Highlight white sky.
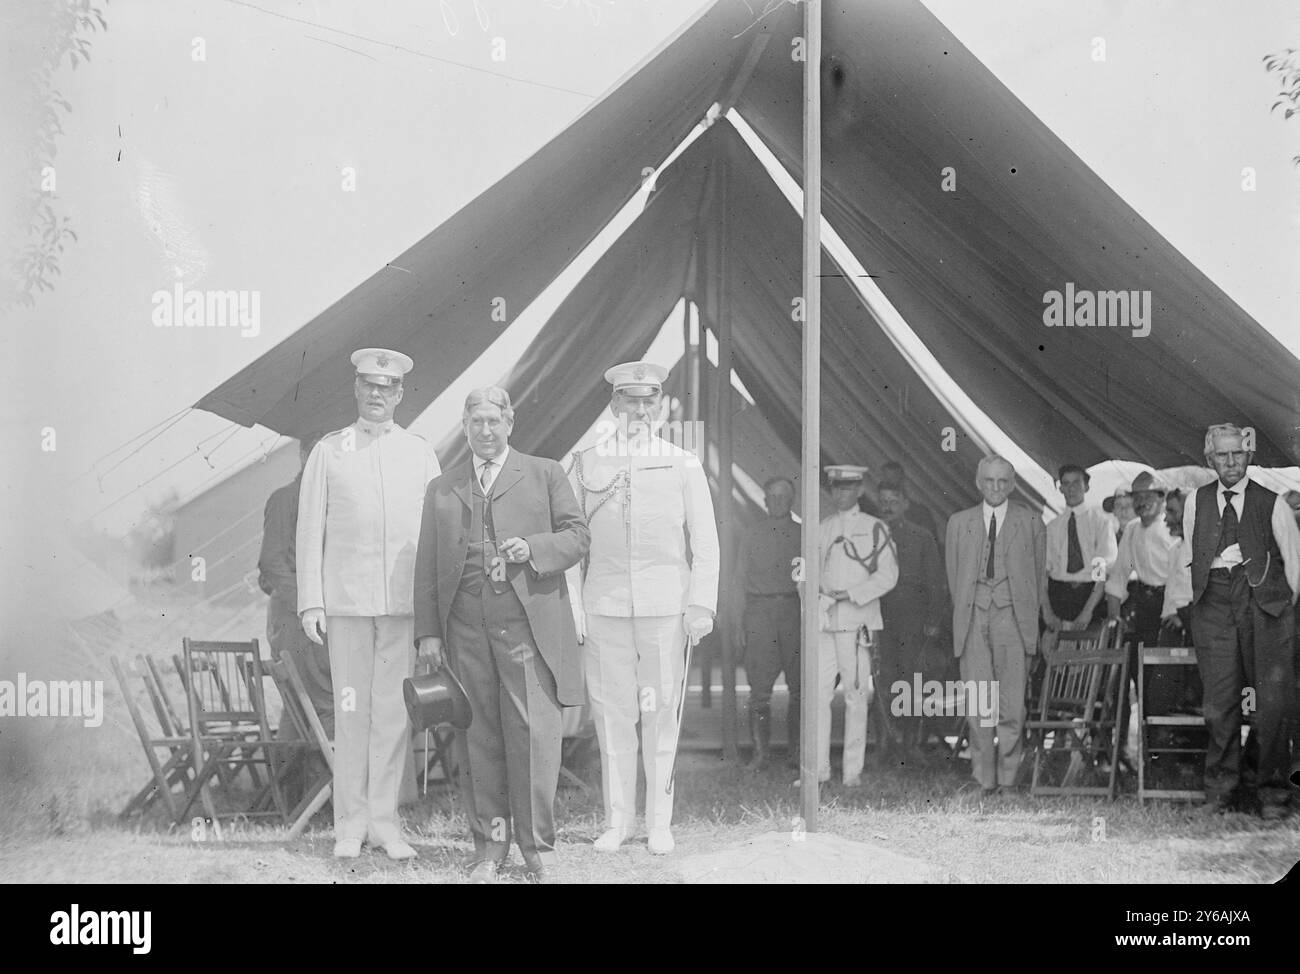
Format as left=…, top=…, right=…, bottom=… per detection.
left=5, top=0, right=1299, bottom=537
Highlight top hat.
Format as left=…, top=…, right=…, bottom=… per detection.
left=403, top=666, right=472, bottom=731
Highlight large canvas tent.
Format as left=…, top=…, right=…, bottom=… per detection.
left=197, top=0, right=1300, bottom=519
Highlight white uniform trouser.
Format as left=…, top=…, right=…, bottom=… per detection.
left=817, top=629, right=872, bottom=783
left=584, top=614, right=686, bottom=832
left=327, top=615, right=415, bottom=843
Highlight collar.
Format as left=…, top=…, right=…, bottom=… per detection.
left=474, top=446, right=509, bottom=472
left=356, top=419, right=396, bottom=436
left=1219, top=473, right=1250, bottom=497
left=982, top=500, right=1008, bottom=524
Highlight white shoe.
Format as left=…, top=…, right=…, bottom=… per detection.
left=593, top=827, right=632, bottom=852
left=383, top=839, right=418, bottom=861
left=647, top=828, right=675, bottom=856
left=333, top=838, right=362, bottom=859
left=842, top=775, right=862, bottom=788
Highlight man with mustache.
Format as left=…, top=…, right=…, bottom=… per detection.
left=565, top=361, right=719, bottom=855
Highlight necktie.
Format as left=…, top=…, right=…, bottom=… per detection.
left=1218, top=489, right=1239, bottom=553
left=1066, top=511, right=1084, bottom=573
left=479, top=460, right=494, bottom=492
left=986, top=512, right=997, bottom=580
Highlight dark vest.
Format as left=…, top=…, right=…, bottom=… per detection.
left=459, top=477, right=507, bottom=596
left=1190, top=479, right=1291, bottom=616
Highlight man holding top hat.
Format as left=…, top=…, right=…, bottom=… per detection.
left=812, top=465, right=899, bottom=787
left=413, top=387, right=589, bottom=883
left=297, top=348, right=440, bottom=859
left=565, top=361, right=719, bottom=855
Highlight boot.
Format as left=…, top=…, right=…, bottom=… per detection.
left=747, top=706, right=771, bottom=771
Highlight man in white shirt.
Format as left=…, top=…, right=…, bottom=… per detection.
left=1045, top=464, right=1117, bottom=631
left=565, top=362, right=719, bottom=855
left=1169, top=424, right=1300, bottom=817
left=811, top=465, right=899, bottom=788
left=297, top=348, right=441, bottom=858
left=1106, top=471, right=1181, bottom=766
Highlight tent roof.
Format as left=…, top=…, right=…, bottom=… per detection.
left=196, top=0, right=1300, bottom=515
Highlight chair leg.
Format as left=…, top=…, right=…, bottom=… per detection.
left=288, top=781, right=331, bottom=839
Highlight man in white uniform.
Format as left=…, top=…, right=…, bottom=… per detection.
left=566, top=362, right=719, bottom=855
left=297, top=348, right=440, bottom=859
left=812, top=465, right=899, bottom=787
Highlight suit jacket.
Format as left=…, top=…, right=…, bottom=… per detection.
left=413, top=449, right=590, bottom=705
left=945, top=502, right=1045, bottom=657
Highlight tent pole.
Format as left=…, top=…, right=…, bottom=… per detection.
left=717, top=155, right=739, bottom=763
left=799, top=0, right=822, bottom=832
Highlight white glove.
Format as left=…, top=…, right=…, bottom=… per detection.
left=301, top=608, right=327, bottom=645
left=684, top=605, right=714, bottom=646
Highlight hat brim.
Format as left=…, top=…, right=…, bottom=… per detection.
left=613, top=383, right=661, bottom=397
left=357, top=373, right=400, bottom=387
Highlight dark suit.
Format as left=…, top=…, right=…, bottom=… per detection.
left=946, top=502, right=1046, bottom=788
left=413, top=449, right=589, bottom=867
left=880, top=517, right=948, bottom=747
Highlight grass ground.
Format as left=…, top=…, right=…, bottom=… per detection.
left=2, top=616, right=1296, bottom=884
left=3, top=730, right=1297, bottom=884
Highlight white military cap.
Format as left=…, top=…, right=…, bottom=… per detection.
left=825, top=464, right=870, bottom=485
left=351, top=348, right=413, bottom=387
left=604, top=361, right=668, bottom=397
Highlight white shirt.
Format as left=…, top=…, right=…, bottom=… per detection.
left=1172, top=473, right=1300, bottom=605
left=818, top=508, right=899, bottom=631
left=1162, top=537, right=1192, bottom=616
left=297, top=421, right=441, bottom=617
left=1046, top=503, right=1118, bottom=582
left=472, top=446, right=509, bottom=493
left=1105, top=516, right=1178, bottom=600
left=565, top=427, right=719, bottom=617
left=981, top=501, right=1008, bottom=536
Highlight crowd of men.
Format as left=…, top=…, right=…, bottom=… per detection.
left=256, top=349, right=1300, bottom=882
left=731, top=427, right=1300, bottom=818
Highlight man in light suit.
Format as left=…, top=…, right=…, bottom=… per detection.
left=566, top=361, right=719, bottom=856
left=297, top=348, right=441, bottom=859
left=945, top=455, right=1047, bottom=795
left=414, top=387, right=589, bottom=882
left=812, top=465, right=899, bottom=787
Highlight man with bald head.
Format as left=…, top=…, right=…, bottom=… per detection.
left=1170, top=424, right=1300, bottom=817
left=945, top=455, right=1047, bottom=794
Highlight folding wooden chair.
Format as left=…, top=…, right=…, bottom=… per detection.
left=270, top=654, right=335, bottom=837
left=1137, top=645, right=1207, bottom=804
left=1025, top=620, right=1128, bottom=799
left=179, top=638, right=293, bottom=823
left=111, top=656, right=202, bottom=824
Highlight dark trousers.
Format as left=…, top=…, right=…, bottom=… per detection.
left=448, top=583, right=562, bottom=868
left=1117, top=581, right=1170, bottom=756
left=878, top=603, right=931, bottom=745
left=1047, top=578, right=1106, bottom=626
left=1191, top=573, right=1297, bottom=807
left=743, top=595, right=801, bottom=741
